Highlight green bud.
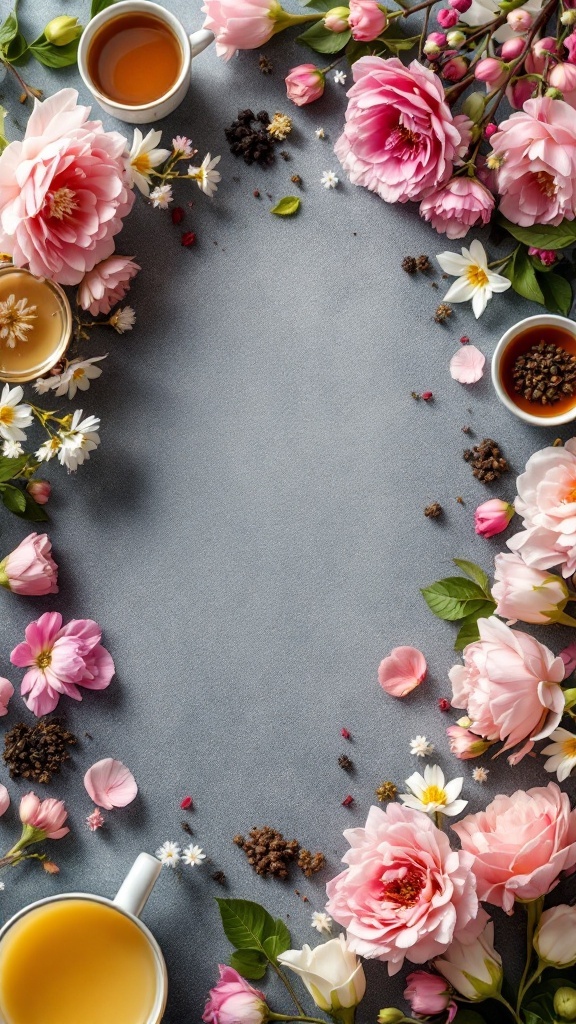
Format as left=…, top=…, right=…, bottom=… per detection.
left=377, top=1011, right=405, bottom=1024
left=462, top=91, right=487, bottom=123
left=564, top=688, right=576, bottom=709
left=324, top=6, right=351, bottom=30
left=447, top=30, right=466, bottom=46
left=44, top=15, right=83, bottom=46
left=554, top=988, right=576, bottom=1021
left=545, top=87, right=564, bottom=100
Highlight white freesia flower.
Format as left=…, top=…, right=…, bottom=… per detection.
left=53, top=356, right=107, bottom=400
left=57, top=409, right=101, bottom=472
left=436, top=239, right=511, bottom=319
left=278, top=935, right=366, bottom=1021
left=399, top=764, right=467, bottom=817
left=542, top=727, right=576, bottom=781
left=128, top=129, right=171, bottom=196
left=188, top=153, right=221, bottom=197
left=434, top=921, right=503, bottom=1000
left=0, top=384, right=32, bottom=442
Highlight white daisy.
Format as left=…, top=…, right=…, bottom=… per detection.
left=36, top=437, right=61, bottom=462
left=400, top=764, right=467, bottom=816
left=2, top=439, right=23, bottom=458
left=409, top=735, right=435, bottom=758
left=156, top=841, right=181, bottom=867
left=542, top=727, right=576, bottom=782
left=472, top=767, right=489, bottom=783
left=334, top=70, right=347, bottom=84
left=311, top=911, right=332, bottom=934
left=173, top=135, right=195, bottom=158
left=0, top=384, right=32, bottom=442
left=53, top=356, right=107, bottom=400
left=109, top=307, right=136, bottom=334
left=128, top=128, right=171, bottom=197
left=321, top=170, right=339, bottom=189
left=57, top=409, right=101, bottom=473
left=0, top=293, right=37, bottom=349
left=188, top=154, right=221, bottom=197
left=150, top=184, right=173, bottom=209
left=182, top=844, right=206, bottom=866
left=436, top=240, right=512, bottom=319
left=315, top=128, right=326, bottom=139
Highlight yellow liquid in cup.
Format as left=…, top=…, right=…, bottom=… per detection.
left=0, top=899, right=159, bottom=1024
left=0, top=269, right=69, bottom=380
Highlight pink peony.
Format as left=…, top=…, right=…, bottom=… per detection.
left=474, top=498, right=514, bottom=538
left=203, top=966, right=268, bottom=1024
left=20, top=792, right=69, bottom=840
left=0, top=89, right=134, bottom=286
left=0, top=677, right=13, bottom=716
left=404, top=972, right=456, bottom=1020
left=78, top=256, right=140, bottom=316
left=334, top=57, right=471, bottom=203
left=84, top=758, right=138, bottom=810
left=325, top=803, right=484, bottom=975
left=449, top=615, right=565, bottom=762
left=420, top=176, right=494, bottom=239
left=490, top=97, right=576, bottom=226
left=285, top=65, right=325, bottom=107
left=10, top=611, right=115, bottom=716
left=378, top=646, right=426, bottom=696
left=26, top=480, right=51, bottom=505
left=0, top=532, right=58, bottom=596
left=508, top=437, right=576, bottom=577
left=202, top=0, right=280, bottom=61
left=492, top=552, right=570, bottom=625
left=452, top=783, right=576, bottom=912
left=349, top=0, right=387, bottom=40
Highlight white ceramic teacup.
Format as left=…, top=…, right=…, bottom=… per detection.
left=78, top=0, right=214, bottom=123
left=0, top=852, right=167, bottom=1024
left=492, top=313, right=576, bottom=427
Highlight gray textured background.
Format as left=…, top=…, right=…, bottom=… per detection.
left=0, top=2, right=574, bottom=1020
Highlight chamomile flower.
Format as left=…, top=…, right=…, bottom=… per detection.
left=542, top=727, right=576, bottom=781
left=36, top=437, right=61, bottom=462
left=182, top=844, right=206, bottom=866
left=0, top=293, right=37, bottom=349
left=2, top=440, right=23, bottom=458
left=156, top=841, right=181, bottom=867
left=311, top=911, right=332, bottom=934
left=334, top=70, right=347, bottom=84
left=400, top=764, right=467, bottom=817
left=409, top=735, right=435, bottom=758
left=57, top=410, right=101, bottom=472
left=109, top=307, right=136, bottom=334
left=436, top=239, right=511, bottom=319
left=472, top=767, right=489, bottom=783
left=53, top=356, right=107, bottom=400
left=0, top=384, right=32, bottom=443
left=34, top=376, right=58, bottom=395
left=321, top=170, right=339, bottom=189
left=188, top=153, right=221, bottom=197
left=128, top=128, right=171, bottom=197
left=150, top=184, right=173, bottom=209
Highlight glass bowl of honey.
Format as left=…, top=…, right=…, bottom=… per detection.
left=492, top=314, right=576, bottom=427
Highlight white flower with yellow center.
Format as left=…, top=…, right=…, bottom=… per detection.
left=53, top=356, right=107, bottom=400
left=150, top=184, right=173, bottom=209
left=2, top=439, right=23, bottom=458
left=109, top=306, right=136, bottom=334
left=156, top=841, right=181, bottom=867
left=0, top=293, right=37, bottom=349
left=182, top=844, right=206, bottom=866
left=57, top=409, right=101, bottom=472
left=436, top=239, right=511, bottom=319
left=128, top=129, right=171, bottom=197
left=187, top=153, right=221, bottom=197
left=0, top=384, right=32, bottom=442
left=400, top=764, right=467, bottom=817
left=36, top=436, right=61, bottom=462
left=542, top=727, right=576, bottom=782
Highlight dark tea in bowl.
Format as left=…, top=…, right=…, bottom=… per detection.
left=492, top=314, right=576, bottom=427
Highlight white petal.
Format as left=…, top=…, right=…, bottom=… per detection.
left=472, top=287, right=489, bottom=318
left=444, top=777, right=464, bottom=801
left=444, top=278, right=477, bottom=303
left=436, top=251, right=470, bottom=275
left=486, top=271, right=512, bottom=293
left=468, top=238, right=488, bottom=268
left=442, top=799, right=468, bottom=816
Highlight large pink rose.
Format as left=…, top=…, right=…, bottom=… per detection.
left=449, top=615, right=565, bottom=763
left=452, top=784, right=576, bottom=912
left=508, top=437, right=576, bottom=577
left=490, top=97, right=576, bottom=226
left=326, top=804, right=484, bottom=975
left=334, top=57, right=472, bottom=203
left=0, top=89, right=134, bottom=286
left=78, top=256, right=141, bottom=316
left=419, top=176, right=494, bottom=238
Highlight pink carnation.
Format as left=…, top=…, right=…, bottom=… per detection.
left=490, top=97, right=576, bottom=226
left=449, top=615, right=565, bottom=762
left=420, top=176, right=494, bottom=239
left=78, top=256, right=140, bottom=316
left=508, top=437, right=576, bottom=577
left=349, top=0, right=387, bottom=41
left=326, top=803, right=484, bottom=975
left=334, top=56, right=471, bottom=203
left=453, top=784, right=576, bottom=912
left=202, top=0, right=278, bottom=61
left=0, top=89, right=134, bottom=285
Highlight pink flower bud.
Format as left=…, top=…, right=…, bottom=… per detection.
left=447, top=725, right=491, bottom=759
left=474, top=498, right=514, bottom=538
left=428, top=30, right=447, bottom=46
left=324, top=6, right=350, bottom=31
left=285, top=64, right=325, bottom=106
left=549, top=60, right=576, bottom=90
left=484, top=122, right=497, bottom=138
left=449, top=0, right=472, bottom=12
left=501, top=36, right=526, bottom=60
left=506, top=75, right=537, bottom=108
left=528, top=246, right=558, bottom=266
left=19, top=792, right=69, bottom=840
left=26, top=479, right=51, bottom=505
left=349, top=0, right=387, bottom=41
left=203, top=967, right=269, bottom=1024
left=506, top=8, right=532, bottom=31
left=0, top=678, right=13, bottom=717
left=0, top=532, right=58, bottom=596
left=424, top=39, right=441, bottom=56
left=405, top=973, right=455, bottom=1019
left=533, top=35, right=558, bottom=58
left=437, top=6, right=459, bottom=26
left=443, top=55, right=468, bottom=80
left=565, top=32, right=576, bottom=63
left=474, top=57, right=506, bottom=83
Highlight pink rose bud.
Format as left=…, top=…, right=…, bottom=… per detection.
left=404, top=973, right=455, bottom=1019
left=501, top=36, right=526, bottom=60
left=449, top=0, right=472, bottom=12
left=534, top=905, right=576, bottom=968
left=203, top=0, right=289, bottom=60
left=474, top=498, right=514, bottom=538
left=533, top=35, right=558, bottom=58
left=285, top=64, right=325, bottom=106
left=203, top=967, right=269, bottom=1024
left=528, top=246, right=558, bottom=266
left=443, top=55, right=469, bottom=80
left=492, top=552, right=570, bottom=625
left=428, top=30, right=447, bottom=46
left=19, top=792, right=69, bottom=840
left=26, top=479, right=51, bottom=505
left=474, top=57, right=506, bottom=83
left=349, top=0, right=387, bottom=41
left=506, top=74, right=537, bottom=108
left=447, top=725, right=491, bottom=759
left=484, top=122, right=497, bottom=138
left=0, top=677, right=13, bottom=717
left=0, top=532, right=58, bottom=596
left=324, top=6, right=350, bottom=32
left=565, top=32, right=576, bottom=63
left=437, top=6, right=459, bottom=26
left=507, top=8, right=532, bottom=31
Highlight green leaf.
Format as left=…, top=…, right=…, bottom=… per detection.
left=299, top=0, right=336, bottom=9
left=91, top=0, right=117, bottom=16
left=454, top=601, right=497, bottom=650
left=498, top=0, right=528, bottom=12
left=297, top=22, right=351, bottom=53
left=262, top=924, right=291, bottom=961
left=19, top=490, right=49, bottom=522
left=0, top=9, right=19, bottom=47
left=502, top=246, right=545, bottom=306
left=229, top=950, right=267, bottom=981
left=539, top=271, right=573, bottom=316
left=270, top=196, right=300, bottom=217
left=29, top=33, right=80, bottom=67
left=421, top=577, right=490, bottom=621
left=453, top=559, right=491, bottom=596
left=2, top=485, right=26, bottom=514
left=379, top=31, right=419, bottom=54
left=4, top=30, right=28, bottom=63
left=0, top=454, right=28, bottom=483
left=346, top=38, right=388, bottom=62
left=498, top=216, right=576, bottom=251
left=216, top=899, right=291, bottom=964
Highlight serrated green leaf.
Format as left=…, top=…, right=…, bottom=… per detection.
left=453, top=559, right=491, bottom=596
left=271, top=196, right=300, bottom=217
left=0, top=454, right=28, bottom=483
left=297, top=21, right=351, bottom=53
left=0, top=9, right=19, bottom=47
left=539, top=271, right=573, bottom=316
left=421, top=577, right=489, bottom=621
left=29, top=34, right=80, bottom=67
left=499, top=216, right=576, bottom=251
left=229, top=950, right=267, bottom=981
left=2, top=485, right=26, bottom=514
left=502, top=246, right=545, bottom=306
left=216, top=899, right=291, bottom=966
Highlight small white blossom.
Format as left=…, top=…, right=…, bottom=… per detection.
left=34, top=376, right=58, bottom=395
left=109, top=307, right=136, bottom=334
left=400, top=764, right=467, bottom=817
left=128, top=128, right=171, bottom=197
left=53, top=356, right=107, bottom=400
left=36, top=437, right=61, bottom=462
left=334, top=70, right=347, bottom=84
left=57, top=409, right=100, bottom=473
left=311, top=911, right=332, bottom=934
left=410, top=735, right=435, bottom=758
left=173, top=135, right=195, bottom=158
left=0, top=384, right=32, bottom=443
left=182, top=844, right=206, bottom=866
left=320, top=171, right=339, bottom=189
left=472, top=767, right=489, bottom=783
left=436, top=240, right=512, bottom=319
left=150, top=184, right=173, bottom=209
left=156, top=841, right=181, bottom=867
left=542, top=727, right=576, bottom=782
left=188, top=153, right=221, bottom=197
left=0, top=880, right=5, bottom=890
left=2, top=440, right=23, bottom=458
left=315, top=128, right=326, bottom=139
left=0, top=293, right=37, bottom=349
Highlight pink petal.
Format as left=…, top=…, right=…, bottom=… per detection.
left=0, top=677, right=14, bottom=715
left=378, top=646, right=427, bottom=697
left=0, top=784, right=10, bottom=816
left=560, top=642, right=576, bottom=678
left=84, top=758, right=138, bottom=810
left=450, top=344, right=486, bottom=384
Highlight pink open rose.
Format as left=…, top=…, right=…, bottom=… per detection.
left=326, top=803, right=484, bottom=975
left=452, top=783, right=576, bottom=912
left=419, top=177, right=494, bottom=239
left=0, top=89, right=134, bottom=285
left=78, top=256, right=140, bottom=316
left=349, top=0, right=387, bottom=41
left=334, top=57, right=471, bottom=203
left=508, top=437, right=576, bottom=577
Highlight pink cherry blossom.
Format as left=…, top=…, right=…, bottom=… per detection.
left=84, top=758, right=138, bottom=810
left=349, top=0, right=387, bottom=41
left=0, top=785, right=9, bottom=816
left=0, top=89, right=134, bottom=285
left=474, top=498, right=514, bottom=538
left=20, top=792, right=69, bottom=839
left=201, top=0, right=278, bottom=61
left=285, top=65, right=325, bottom=107
left=0, top=532, right=58, bottom=596
left=334, top=57, right=471, bottom=203
left=77, top=256, right=141, bottom=316
left=449, top=344, right=485, bottom=383
left=378, top=646, right=427, bottom=697
left=0, top=677, right=14, bottom=716
left=10, top=611, right=114, bottom=717
left=508, top=437, right=576, bottom=577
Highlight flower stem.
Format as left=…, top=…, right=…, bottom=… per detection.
left=401, top=0, right=441, bottom=17
left=269, top=964, right=306, bottom=1016
left=515, top=897, right=544, bottom=1015
left=493, top=992, right=524, bottom=1024
left=0, top=57, right=42, bottom=101
left=269, top=1014, right=328, bottom=1024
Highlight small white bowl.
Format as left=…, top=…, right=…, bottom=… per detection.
left=491, top=313, right=576, bottom=427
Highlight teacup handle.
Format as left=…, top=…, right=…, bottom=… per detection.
left=190, top=28, right=214, bottom=59
left=114, top=852, right=162, bottom=918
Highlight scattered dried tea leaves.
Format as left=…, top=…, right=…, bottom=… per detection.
left=233, top=826, right=325, bottom=880
left=298, top=849, right=326, bottom=877
left=511, top=341, right=576, bottom=406
left=338, top=754, right=354, bottom=772
left=4, top=720, right=76, bottom=783
left=424, top=502, right=442, bottom=518
left=463, top=438, right=510, bottom=482
left=225, top=109, right=276, bottom=167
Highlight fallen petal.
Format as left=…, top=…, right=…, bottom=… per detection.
left=378, top=646, right=427, bottom=697
left=450, top=344, right=486, bottom=384
left=0, top=784, right=10, bottom=816
left=84, top=758, right=137, bottom=810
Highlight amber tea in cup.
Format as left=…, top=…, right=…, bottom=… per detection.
left=499, top=321, right=576, bottom=419
left=87, top=11, right=183, bottom=106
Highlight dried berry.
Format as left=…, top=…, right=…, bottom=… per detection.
left=3, top=720, right=76, bottom=783
left=211, top=870, right=227, bottom=885
left=424, top=502, right=442, bottom=518
left=375, top=781, right=397, bottom=802
left=415, top=254, right=431, bottom=272
left=291, top=174, right=302, bottom=187
left=438, top=697, right=451, bottom=711
left=180, top=796, right=193, bottom=810
left=338, top=754, right=354, bottom=772
left=463, top=438, right=510, bottom=483
left=171, top=206, right=185, bottom=225
left=258, top=54, right=273, bottom=73
left=402, top=256, right=417, bottom=273
left=460, top=335, right=470, bottom=344
left=298, top=849, right=326, bottom=877
left=181, top=231, right=196, bottom=247
left=342, top=794, right=354, bottom=807
left=421, top=391, right=433, bottom=401
left=341, top=727, right=351, bottom=740
left=233, top=826, right=300, bottom=878
left=253, top=189, right=261, bottom=198
left=434, top=303, right=453, bottom=323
